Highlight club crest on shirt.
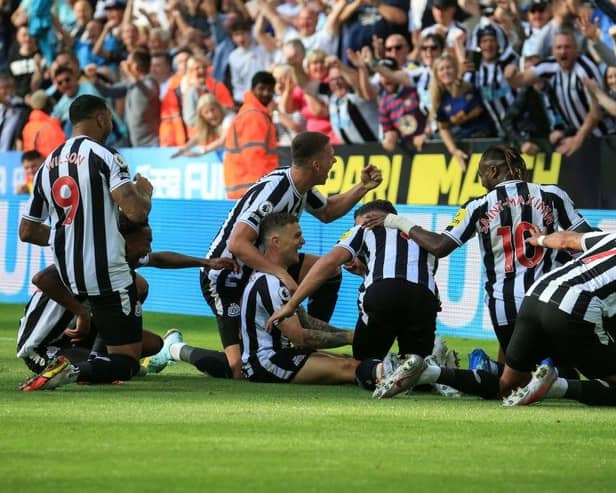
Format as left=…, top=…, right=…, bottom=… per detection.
left=135, top=301, right=142, bottom=317
left=257, top=201, right=274, bottom=217
left=279, top=286, right=291, bottom=302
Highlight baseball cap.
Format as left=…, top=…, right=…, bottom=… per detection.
left=477, top=25, right=498, bottom=42
left=378, top=57, right=399, bottom=70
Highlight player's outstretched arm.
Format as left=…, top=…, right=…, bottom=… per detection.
left=312, top=164, right=383, bottom=223
left=525, top=230, right=584, bottom=252
left=146, top=252, right=238, bottom=271
left=266, top=247, right=350, bottom=331
left=383, top=213, right=458, bottom=258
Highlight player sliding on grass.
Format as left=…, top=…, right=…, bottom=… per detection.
left=19, top=216, right=236, bottom=391
left=375, top=229, right=616, bottom=406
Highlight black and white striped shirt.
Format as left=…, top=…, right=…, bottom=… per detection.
left=444, top=180, right=590, bottom=326
left=205, top=167, right=327, bottom=281
left=240, top=272, right=294, bottom=378
left=466, top=49, right=518, bottom=136
left=329, top=92, right=379, bottom=144
left=23, top=136, right=133, bottom=296
left=532, top=55, right=616, bottom=137
left=527, top=232, right=616, bottom=325
left=336, top=225, right=438, bottom=296
left=408, top=66, right=432, bottom=116
left=16, top=290, right=76, bottom=360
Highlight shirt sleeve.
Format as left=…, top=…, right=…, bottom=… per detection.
left=107, top=150, right=132, bottom=192
left=305, top=188, right=327, bottom=214
left=581, top=232, right=614, bottom=251
left=443, top=200, right=480, bottom=246
left=335, top=225, right=365, bottom=258
left=22, top=168, right=49, bottom=223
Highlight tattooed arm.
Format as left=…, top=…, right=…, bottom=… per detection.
left=296, top=306, right=353, bottom=336
left=278, top=312, right=353, bottom=349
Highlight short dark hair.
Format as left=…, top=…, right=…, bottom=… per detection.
left=69, top=95, right=109, bottom=125
left=53, top=65, right=74, bottom=79
left=355, top=200, right=397, bottom=218
left=151, top=51, right=172, bottom=68
left=229, top=18, right=253, bottom=33
left=251, top=71, right=276, bottom=89
left=291, top=132, right=331, bottom=168
left=21, top=150, right=43, bottom=162
left=259, top=212, right=298, bottom=244
left=131, top=48, right=151, bottom=73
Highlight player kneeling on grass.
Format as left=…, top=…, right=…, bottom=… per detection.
left=375, top=229, right=616, bottom=406
left=19, top=216, right=236, bottom=391
left=240, top=212, right=391, bottom=388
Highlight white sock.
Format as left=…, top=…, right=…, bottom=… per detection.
left=169, top=342, right=187, bottom=361
left=546, top=377, right=568, bottom=399
left=418, top=365, right=441, bottom=385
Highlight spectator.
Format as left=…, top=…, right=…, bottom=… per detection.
left=0, top=72, right=29, bottom=151
left=271, top=63, right=305, bottom=146
left=256, top=0, right=344, bottom=56
left=227, top=18, right=273, bottom=105
left=340, top=0, right=410, bottom=55
left=377, top=58, right=427, bottom=152
left=281, top=49, right=336, bottom=142
left=171, top=93, right=234, bottom=157
left=70, top=0, right=93, bottom=40
left=181, top=54, right=234, bottom=129
left=327, top=64, right=379, bottom=144
left=465, top=25, right=518, bottom=137
left=468, top=0, right=512, bottom=54
left=150, top=51, right=174, bottom=100
left=506, top=28, right=615, bottom=157
left=21, top=89, right=66, bottom=156
left=89, top=48, right=161, bottom=147
left=421, top=0, right=468, bottom=49
left=16, top=149, right=44, bottom=194
left=502, top=51, right=553, bottom=155
left=583, top=68, right=616, bottom=118
left=8, top=26, right=43, bottom=98
left=223, top=71, right=277, bottom=199
left=91, top=0, right=127, bottom=71
left=74, top=19, right=107, bottom=69
left=148, top=28, right=171, bottom=53
left=521, top=0, right=553, bottom=57
left=429, top=53, right=495, bottom=169
left=51, top=65, right=127, bottom=144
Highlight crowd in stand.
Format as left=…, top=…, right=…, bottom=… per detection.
left=2, top=0, right=616, bottom=174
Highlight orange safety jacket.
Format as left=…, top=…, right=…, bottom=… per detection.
left=22, top=110, right=66, bottom=157
left=159, top=84, right=188, bottom=147
left=223, top=91, right=278, bottom=199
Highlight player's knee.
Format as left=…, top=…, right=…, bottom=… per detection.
left=109, top=353, right=141, bottom=381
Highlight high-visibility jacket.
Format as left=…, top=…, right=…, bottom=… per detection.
left=159, top=85, right=188, bottom=147
left=22, top=110, right=66, bottom=157
left=223, top=91, right=278, bottom=199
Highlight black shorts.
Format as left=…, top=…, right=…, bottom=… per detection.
left=507, top=296, right=616, bottom=378
left=242, top=348, right=314, bottom=383
left=88, top=282, right=143, bottom=346
left=353, top=279, right=439, bottom=360
left=201, top=254, right=307, bottom=348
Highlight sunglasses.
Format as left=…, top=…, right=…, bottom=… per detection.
left=421, top=45, right=439, bottom=51
left=385, top=44, right=404, bottom=51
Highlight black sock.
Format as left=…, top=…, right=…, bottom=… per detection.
left=180, top=345, right=232, bottom=379
left=76, top=354, right=140, bottom=383
left=354, top=359, right=381, bottom=390
left=307, top=272, right=341, bottom=322
left=437, top=369, right=500, bottom=400
left=88, top=334, right=108, bottom=360
left=565, top=379, right=616, bottom=406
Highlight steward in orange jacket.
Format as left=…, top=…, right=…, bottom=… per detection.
left=22, top=90, right=66, bottom=157
left=223, top=71, right=278, bottom=199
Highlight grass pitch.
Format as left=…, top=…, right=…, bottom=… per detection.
left=2, top=303, right=616, bottom=492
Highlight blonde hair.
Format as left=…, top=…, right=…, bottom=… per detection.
left=428, top=54, right=471, bottom=119
left=306, top=49, right=326, bottom=65
left=272, top=63, right=297, bottom=84
left=195, top=93, right=226, bottom=144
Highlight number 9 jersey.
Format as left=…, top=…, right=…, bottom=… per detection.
left=22, top=136, right=133, bottom=297
left=443, top=179, right=592, bottom=327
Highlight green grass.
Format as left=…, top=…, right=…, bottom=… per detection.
left=2, top=303, right=616, bottom=492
